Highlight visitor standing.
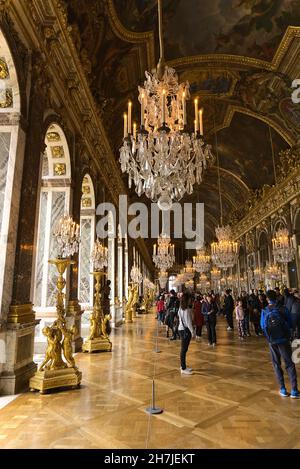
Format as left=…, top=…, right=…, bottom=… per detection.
left=202, top=294, right=218, bottom=346
left=224, top=289, right=234, bottom=331
left=178, top=292, right=195, bottom=375
left=260, top=290, right=300, bottom=398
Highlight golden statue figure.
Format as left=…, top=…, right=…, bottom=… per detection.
left=88, top=311, right=100, bottom=340
left=39, top=322, right=66, bottom=371
left=62, top=324, right=77, bottom=369
left=132, top=284, right=139, bottom=317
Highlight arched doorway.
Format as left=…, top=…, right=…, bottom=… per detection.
left=78, top=174, right=95, bottom=309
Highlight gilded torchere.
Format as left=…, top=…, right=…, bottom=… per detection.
left=29, top=258, right=82, bottom=393
left=82, top=271, right=112, bottom=352
left=125, top=283, right=135, bottom=323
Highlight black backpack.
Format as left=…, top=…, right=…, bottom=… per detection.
left=265, top=307, right=290, bottom=344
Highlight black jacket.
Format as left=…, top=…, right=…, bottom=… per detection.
left=224, top=294, right=234, bottom=314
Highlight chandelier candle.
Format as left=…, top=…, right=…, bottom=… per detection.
left=128, top=101, right=132, bottom=134
left=182, top=91, right=186, bottom=126
left=141, top=93, right=145, bottom=126
left=194, top=98, right=199, bottom=130
left=123, top=113, right=128, bottom=138
left=199, top=108, right=203, bottom=136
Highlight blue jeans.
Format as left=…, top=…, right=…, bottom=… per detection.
left=269, top=341, right=298, bottom=390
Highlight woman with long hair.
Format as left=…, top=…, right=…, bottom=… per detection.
left=178, top=292, right=195, bottom=375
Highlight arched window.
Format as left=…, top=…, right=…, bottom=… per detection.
left=169, top=275, right=177, bottom=292
left=107, top=211, right=115, bottom=306
left=0, top=29, right=22, bottom=315
left=258, top=231, right=269, bottom=269
left=33, top=124, right=71, bottom=311
left=117, top=224, right=123, bottom=303
left=78, top=174, right=95, bottom=308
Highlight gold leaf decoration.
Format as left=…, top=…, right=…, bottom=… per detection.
left=0, top=58, right=9, bottom=79
left=51, top=146, right=64, bottom=158
left=0, top=88, right=13, bottom=108
left=54, top=163, right=66, bottom=176
left=47, top=132, right=60, bottom=142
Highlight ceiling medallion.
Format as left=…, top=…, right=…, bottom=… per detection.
left=119, top=0, right=214, bottom=210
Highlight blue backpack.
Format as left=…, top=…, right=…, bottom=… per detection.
left=265, top=306, right=290, bottom=344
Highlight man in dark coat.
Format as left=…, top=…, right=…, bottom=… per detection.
left=291, top=291, right=300, bottom=339
left=224, top=289, right=234, bottom=330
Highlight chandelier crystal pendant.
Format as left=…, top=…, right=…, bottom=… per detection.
left=153, top=233, right=175, bottom=270
left=119, top=0, right=214, bottom=211
left=91, top=238, right=108, bottom=271
left=211, top=225, right=238, bottom=270
left=53, top=214, right=80, bottom=258
left=193, top=247, right=211, bottom=273
left=272, top=227, right=295, bottom=264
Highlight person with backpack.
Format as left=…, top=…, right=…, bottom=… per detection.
left=260, top=289, right=300, bottom=398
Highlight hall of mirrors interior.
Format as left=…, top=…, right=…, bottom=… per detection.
left=0, top=0, right=300, bottom=450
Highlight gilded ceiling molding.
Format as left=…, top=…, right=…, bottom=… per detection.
left=107, top=0, right=155, bottom=70
left=207, top=104, right=294, bottom=147
left=212, top=166, right=250, bottom=193
left=168, top=26, right=300, bottom=73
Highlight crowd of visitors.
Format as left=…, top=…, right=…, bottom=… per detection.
left=155, top=286, right=300, bottom=397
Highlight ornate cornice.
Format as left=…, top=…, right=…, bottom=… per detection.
left=233, top=167, right=300, bottom=240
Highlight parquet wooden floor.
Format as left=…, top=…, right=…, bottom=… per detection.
left=0, top=314, right=300, bottom=449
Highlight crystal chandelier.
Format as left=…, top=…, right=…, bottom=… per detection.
left=130, top=265, right=143, bottom=284
left=153, top=233, right=175, bottom=270
left=158, top=270, right=168, bottom=289
left=185, top=279, right=194, bottom=290
left=193, top=247, right=211, bottom=273
left=119, top=0, right=214, bottom=211
left=53, top=214, right=80, bottom=258
left=272, top=227, right=295, bottom=264
left=211, top=266, right=221, bottom=281
left=197, top=273, right=209, bottom=291
left=91, top=238, right=108, bottom=271
left=265, top=262, right=282, bottom=281
left=211, top=226, right=238, bottom=270
left=183, top=260, right=194, bottom=281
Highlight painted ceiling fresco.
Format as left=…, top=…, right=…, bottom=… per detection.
left=113, top=0, right=300, bottom=61
left=66, top=0, right=299, bottom=245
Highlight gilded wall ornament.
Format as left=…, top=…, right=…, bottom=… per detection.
left=51, top=145, right=64, bottom=158
left=0, top=88, right=12, bottom=107
left=54, top=163, right=66, bottom=176
left=81, top=197, right=92, bottom=208
left=47, top=131, right=60, bottom=142
left=0, top=58, right=9, bottom=78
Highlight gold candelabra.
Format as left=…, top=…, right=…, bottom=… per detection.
left=82, top=271, right=112, bottom=353
left=29, top=258, right=82, bottom=393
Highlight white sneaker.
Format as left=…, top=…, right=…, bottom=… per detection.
left=180, top=368, right=193, bottom=375
left=227, top=327, right=233, bottom=331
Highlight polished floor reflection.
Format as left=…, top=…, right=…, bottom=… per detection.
left=0, top=314, right=300, bottom=449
